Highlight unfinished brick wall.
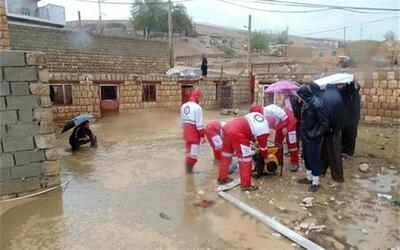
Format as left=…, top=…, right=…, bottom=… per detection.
left=0, top=50, right=60, bottom=199
left=254, top=71, right=400, bottom=124
left=356, top=71, right=400, bottom=124
left=8, top=23, right=170, bottom=74
left=232, top=76, right=252, bottom=108
left=0, top=0, right=10, bottom=49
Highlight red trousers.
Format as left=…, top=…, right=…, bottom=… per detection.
left=275, top=114, right=299, bottom=166
left=205, top=131, right=222, bottom=161
left=185, top=141, right=200, bottom=166
left=219, top=132, right=253, bottom=187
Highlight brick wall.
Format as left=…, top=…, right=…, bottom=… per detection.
left=8, top=23, right=170, bottom=74
left=0, top=50, right=60, bottom=199
left=0, top=0, right=10, bottom=49
left=254, top=71, right=400, bottom=124
left=48, top=73, right=251, bottom=120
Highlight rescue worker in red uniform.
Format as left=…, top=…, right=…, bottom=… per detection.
left=204, top=120, right=226, bottom=161
left=264, top=104, right=300, bottom=172
left=218, top=105, right=269, bottom=191
left=181, top=89, right=204, bottom=173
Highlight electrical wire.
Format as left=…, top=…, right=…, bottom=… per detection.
left=72, top=0, right=192, bottom=5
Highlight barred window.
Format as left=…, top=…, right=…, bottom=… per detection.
left=142, top=84, right=156, bottom=102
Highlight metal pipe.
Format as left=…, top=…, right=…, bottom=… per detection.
left=218, top=191, right=325, bottom=250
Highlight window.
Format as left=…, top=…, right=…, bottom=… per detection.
left=101, top=85, right=118, bottom=100
left=142, top=84, right=156, bottom=102
left=50, top=84, right=72, bottom=105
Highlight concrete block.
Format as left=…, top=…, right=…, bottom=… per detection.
left=38, top=121, right=55, bottom=134
left=6, top=123, right=39, bottom=137
left=0, top=110, right=18, bottom=125
left=0, top=180, right=24, bottom=195
left=43, top=161, right=59, bottom=176
left=18, top=109, right=33, bottom=122
left=34, top=134, right=56, bottom=149
left=0, top=168, right=11, bottom=182
left=46, top=175, right=60, bottom=188
left=14, top=149, right=45, bottom=165
left=379, top=81, right=388, bottom=88
left=33, top=108, right=53, bottom=121
left=0, top=153, right=14, bottom=168
left=26, top=51, right=47, bottom=66
left=39, top=96, right=52, bottom=108
left=4, top=67, right=38, bottom=82
left=387, top=71, right=395, bottom=80
left=38, top=68, right=49, bottom=82
left=388, top=80, right=398, bottom=89
left=0, top=125, right=5, bottom=139
left=24, top=176, right=41, bottom=191
left=29, top=83, right=49, bottom=96
left=2, top=136, right=34, bottom=152
left=10, top=95, right=39, bottom=110
left=11, top=162, right=43, bottom=179
left=45, top=148, right=59, bottom=161
left=10, top=82, right=30, bottom=96
left=0, top=50, right=25, bottom=67
left=0, top=81, right=10, bottom=96
left=0, top=97, right=5, bottom=110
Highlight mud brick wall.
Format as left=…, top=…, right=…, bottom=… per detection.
left=356, top=71, right=400, bottom=124
left=0, top=0, right=10, bottom=49
left=232, top=76, right=251, bottom=108
left=0, top=50, right=60, bottom=199
left=8, top=23, right=170, bottom=74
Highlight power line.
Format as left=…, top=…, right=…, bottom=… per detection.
left=295, top=15, right=400, bottom=36
left=72, top=0, right=192, bottom=5
left=253, top=0, right=400, bottom=12
left=219, top=0, right=334, bottom=13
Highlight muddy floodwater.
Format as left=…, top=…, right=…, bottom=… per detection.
left=1, top=109, right=399, bottom=249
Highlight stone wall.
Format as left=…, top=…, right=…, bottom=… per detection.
left=8, top=23, right=170, bottom=74
left=254, top=71, right=400, bottom=124
left=0, top=50, right=60, bottom=199
left=48, top=73, right=251, bottom=120
left=0, top=0, right=10, bottom=49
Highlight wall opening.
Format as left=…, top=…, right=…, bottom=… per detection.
left=142, top=84, right=157, bottom=102
left=100, top=84, right=119, bottom=113
left=50, top=84, right=72, bottom=105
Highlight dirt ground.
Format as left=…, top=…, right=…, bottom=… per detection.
left=1, top=110, right=399, bottom=250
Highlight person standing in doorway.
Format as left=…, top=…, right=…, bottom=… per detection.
left=296, top=85, right=329, bottom=192
left=181, top=89, right=205, bottom=173
left=201, top=54, right=208, bottom=77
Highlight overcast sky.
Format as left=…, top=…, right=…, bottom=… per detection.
left=39, top=0, right=399, bottom=41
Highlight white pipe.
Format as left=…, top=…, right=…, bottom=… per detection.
left=218, top=191, right=325, bottom=250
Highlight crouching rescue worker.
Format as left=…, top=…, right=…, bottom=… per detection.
left=204, top=120, right=226, bottom=161
left=296, top=85, right=329, bottom=192
left=264, top=104, right=299, bottom=172
left=181, top=89, right=204, bottom=173
left=69, top=121, right=97, bottom=151
left=218, top=104, right=269, bottom=191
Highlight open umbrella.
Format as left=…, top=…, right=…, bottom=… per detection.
left=314, top=73, right=354, bottom=89
left=61, top=114, right=93, bottom=133
left=265, top=80, right=299, bottom=94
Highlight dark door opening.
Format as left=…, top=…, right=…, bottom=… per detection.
left=220, top=85, right=232, bottom=108
left=100, top=85, right=119, bottom=113
left=181, top=85, right=194, bottom=104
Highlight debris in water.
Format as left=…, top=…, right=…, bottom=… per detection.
left=309, top=224, right=326, bottom=232
left=291, top=243, right=299, bottom=248
left=329, top=197, right=336, bottom=202
left=335, top=200, right=346, bottom=207
left=269, top=200, right=274, bottom=205
left=362, top=228, right=368, bottom=235
left=358, top=163, right=369, bottom=173
left=389, top=165, right=395, bottom=169
left=194, top=199, right=215, bottom=208
left=300, top=223, right=308, bottom=229
left=272, top=232, right=281, bottom=237
left=300, top=197, right=314, bottom=208
left=377, top=193, right=392, bottom=201
left=159, top=212, right=171, bottom=220
left=198, top=190, right=205, bottom=195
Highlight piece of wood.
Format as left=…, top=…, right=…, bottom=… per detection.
left=217, top=178, right=240, bottom=192
left=218, top=191, right=325, bottom=250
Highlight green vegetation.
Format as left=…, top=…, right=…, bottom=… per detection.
left=130, top=0, right=193, bottom=34
left=217, top=44, right=236, bottom=56
left=251, top=31, right=269, bottom=51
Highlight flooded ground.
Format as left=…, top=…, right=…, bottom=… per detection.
left=1, top=109, right=399, bottom=249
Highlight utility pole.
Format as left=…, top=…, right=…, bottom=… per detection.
left=360, top=27, right=363, bottom=40
left=247, top=15, right=252, bottom=74
left=343, top=26, right=346, bottom=44
left=98, top=0, right=102, bottom=34
left=78, top=11, right=82, bottom=30
left=168, top=0, right=173, bottom=67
